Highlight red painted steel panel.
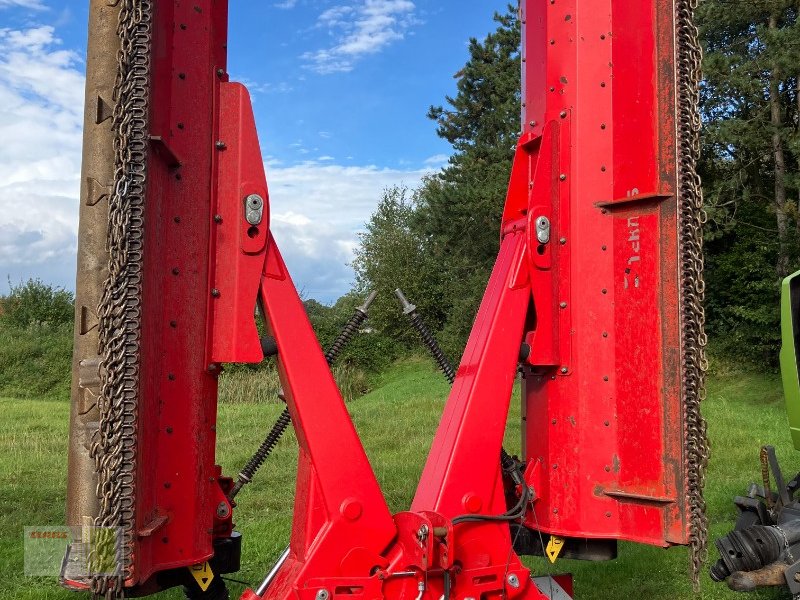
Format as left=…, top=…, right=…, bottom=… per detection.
left=134, top=0, right=231, bottom=586
left=518, top=0, right=689, bottom=546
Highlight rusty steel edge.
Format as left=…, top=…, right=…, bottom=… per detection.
left=66, top=0, right=121, bottom=533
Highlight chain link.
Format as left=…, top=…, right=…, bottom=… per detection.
left=90, top=1, right=152, bottom=597
left=675, top=0, right=710, bottom=591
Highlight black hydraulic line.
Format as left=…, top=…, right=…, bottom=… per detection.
left=228, top=290, right=378, bottom=500
left=394, top=289, right=456, bottom=384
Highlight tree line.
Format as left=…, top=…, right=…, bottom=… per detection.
left=353, top=2, right=800, bottom=366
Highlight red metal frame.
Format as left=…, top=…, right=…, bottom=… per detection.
left=82, top=0, right=693, bottom=596
left=133, top=0, right=230, bottom=585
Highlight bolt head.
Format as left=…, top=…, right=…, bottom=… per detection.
left=507, top=574, right=520, bottom=589
left=316, top=590, right=330, bottom=600
left=216, top=501, right=230, bottom=518
left=247, top=193, right=264, bottom=209
left=560, top=367, right=568, bottom=374
left=560, top=110, right=567, bottom=118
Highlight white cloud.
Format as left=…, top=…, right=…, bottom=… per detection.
left=424, top=153, right=449, bottom=167
left=265, top=161, right=433, bottom=300
left=303, top=0, right=417, bottom=74
left=0, top=24, right=440, bottom=303
left=0, top=0, right=46, bottom=9
left=0, top=25, right=84, bottom=291
left=274, top=0, right=297, bottom=8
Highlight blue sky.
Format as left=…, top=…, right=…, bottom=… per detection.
left=0, top=1, right=505, bottom=302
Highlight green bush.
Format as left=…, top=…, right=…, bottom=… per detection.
left=0, top=279, right=74, bottom=399
left=0, top=322, right=72, bottom=400
left=1, top=278, right=74, bottom=328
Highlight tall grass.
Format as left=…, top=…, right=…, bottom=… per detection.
left=219, top=364, right=370, bottom=404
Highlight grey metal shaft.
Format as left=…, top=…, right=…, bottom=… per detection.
left=256, top=546, right=291, bottom=596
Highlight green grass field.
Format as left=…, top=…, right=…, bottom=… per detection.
left=0, top=359, right=793, bottom=599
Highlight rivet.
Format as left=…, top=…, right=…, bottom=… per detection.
left=601, top=165, right=606, bottom=172
left=560, top=367, right=568, bottom=374
left=214, top=214, right=223, bottom=223
left=553, top=464, right=558, bottom=470
left=211, top=288, right=220, bottom=297
left=602, top=331, right=608, bottom=337
left=560, top=301, right=567, bottom=308
left=550, top=39, right=555, bottom=45
left=178, top=72, right=186, bottom=80
left=602, top=245, right=607, bottom=251
left=173, top=216, right=181, bottom=223
left=166, top=426, right=173, bottom=434
left=170, top=320, right=177, bottom=328
left=605, top=465, right=610, bottom=472
left=180, top=23, right=187, bottom=30
left=168, top=373, right=175, bottom=381
left=604, top=420, right=610, bottom=426
left=600, top=34, right=606, bottom=40
left=600, top=81, right=606, bottom=87
left=559, top=110, right=567, bottom=118
left=559, top=237, right=567, bottom=244
left=175, top=173, right=182, bottom=181
left=216, top=68, right=225, bottom=77
left=162, top=537, right=169, bottom=544
left=172, top=267, right=179, bottom=275
left=529, top=120, right=537, bottom=127
left=164, top=482, right=171, bottom=488
left=600, top=123, right=607, bottom=129
left=550, top=86, right=555, bottom=92
left=601, top=288, right=607, bottom=294
left=559, top=173, right=567, bottom=181
left=177, top=122, right=184, bottom=130
left=603, top=376, right=609, bottom=382
left=215, top=140, right=226, bottom=150
left=553, top=508, right=559, bottom=514
left=605, top=512, right=612, bottom=518
left=552, top=419, right=557, bottom=425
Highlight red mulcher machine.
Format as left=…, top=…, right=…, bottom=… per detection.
left=63, top=1, right=710, bottom=599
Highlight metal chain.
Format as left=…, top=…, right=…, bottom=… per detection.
left=90, top=0, right=152, bottom=597
left=675, top=0, right=710, bottom=591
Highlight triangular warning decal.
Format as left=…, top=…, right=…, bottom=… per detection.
left=545, top=536, right=565, bottom=564
left=189, top=561, right=214, bottom=592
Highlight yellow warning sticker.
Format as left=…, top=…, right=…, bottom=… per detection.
left=545, top=536, right=565, bottom=564
left=189, top=561, right=214, bottom=592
